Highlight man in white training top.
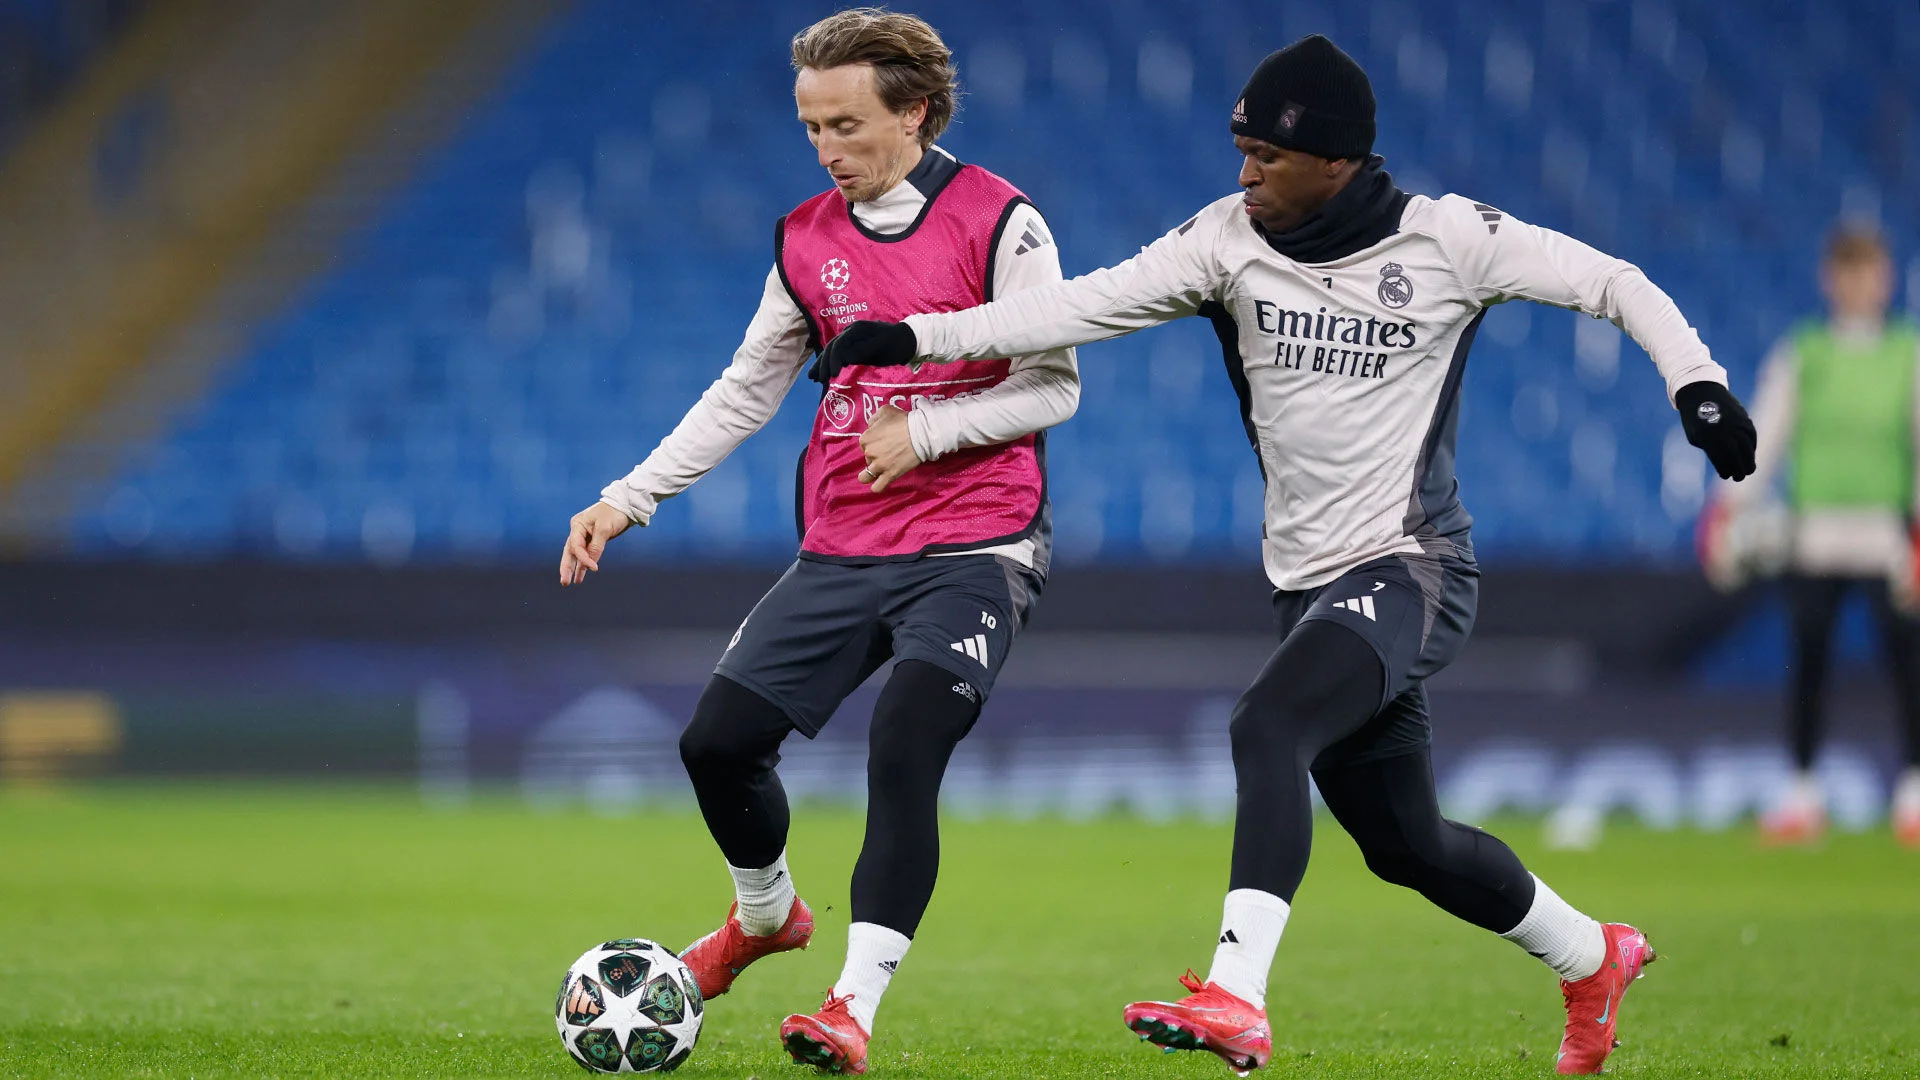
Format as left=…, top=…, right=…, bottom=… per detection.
left=819, top=34, right=1756, bottom=1076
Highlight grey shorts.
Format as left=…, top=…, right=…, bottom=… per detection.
left=714, top=555, right=1041, bottom=736
left=1275, top=552, right=1479, bottom=769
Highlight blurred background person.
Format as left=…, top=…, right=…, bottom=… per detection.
left=1700, top=227, right=1920, bottom=847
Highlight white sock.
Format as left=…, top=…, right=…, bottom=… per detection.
left=728, top=851, right=795, bottom=936
left=1894, top=767, right=1920, bottom=816
left=1782, top=770, right=1825, bottom=812
left=1204, top=888, right=1291, bottom=1010
left=1500, top=874, right=1605, bottom=981
left=831, top=922, right=910, bottom=1034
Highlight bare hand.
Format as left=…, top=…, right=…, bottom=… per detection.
left=560, top=501, right=633, bottom=586
left=857, top=404, right=924, bottom=493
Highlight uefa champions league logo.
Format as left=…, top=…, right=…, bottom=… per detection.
left=823, top=387, right=856, bottom=430
left=815, top=256, right=870, bottom=328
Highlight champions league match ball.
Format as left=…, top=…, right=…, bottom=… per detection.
left=555, top=939, right=704, bottom=1073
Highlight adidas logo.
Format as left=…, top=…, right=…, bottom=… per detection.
left=1472, top=201, right=1504, bottom=235
left=1231, top=97, right=1247, bottom=124
left=951, top=681, right=979, bottom=704
left=879, top=960, right=899, bottom=973
left=1220, top=929, right=1240, bottom=944
left=1333, top=595, right=1377, bottom=621
left=950, top=634, right=990, bottom=667
left=1013, top=221, right=1052, bottom=255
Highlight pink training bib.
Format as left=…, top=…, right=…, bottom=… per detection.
left=778, top=164, right=1047, bottom=560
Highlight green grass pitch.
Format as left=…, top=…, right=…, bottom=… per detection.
left=2, top=785, right=1917, bottom=1078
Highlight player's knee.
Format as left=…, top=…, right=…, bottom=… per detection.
left=1227, top=690, right=1271, bottom=747
left=680, top=677, right=792, bottom=778
left=677, top=721, right=734, bottom=777
left=678, top=711, right=758, bottom=778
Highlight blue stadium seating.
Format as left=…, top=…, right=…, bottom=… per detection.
left=68, top=0, right=1920, bottom=565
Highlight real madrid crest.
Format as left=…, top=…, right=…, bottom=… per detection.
left=1377, top=262, right=1413, bottom=309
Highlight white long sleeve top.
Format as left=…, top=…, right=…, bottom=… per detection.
left=905, top=190, right=1729, bottom=590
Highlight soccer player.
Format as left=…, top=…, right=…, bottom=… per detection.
left=818, top=35, right=1757, bottom=1075
left=559, top=10, right=1077, bottom=1074
left=1700, top=226, right=1920, bottom=847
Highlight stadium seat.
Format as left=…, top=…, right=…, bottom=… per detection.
left=65, top=0, right=1917, bottom=565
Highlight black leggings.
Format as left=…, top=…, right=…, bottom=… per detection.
left=677, top=660, right=980, bottom=937
left=1227, top=619, right=1535, bottom=933
left=1785, top=575, right=1920, bottom=770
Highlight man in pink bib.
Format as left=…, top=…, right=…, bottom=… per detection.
left=559, top=10, right=1076, bottom=1073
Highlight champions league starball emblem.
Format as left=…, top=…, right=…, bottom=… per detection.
left=823, top=387, right=856, bottom=430
left=1377, top=262, right=1413, bottom=309
left=820, top=258, right=852, bottom=291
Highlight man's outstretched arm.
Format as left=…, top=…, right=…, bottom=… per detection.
left=854, top=203, right=1082, bottom=492
left=1431, top=195, right=1756, bottom=480
left=562, top=267, right=811, bottom=584
left=820, top=203, right=1231, bottom=375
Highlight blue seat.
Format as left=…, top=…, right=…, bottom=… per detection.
left=65, top=0, right=1914, bottom=566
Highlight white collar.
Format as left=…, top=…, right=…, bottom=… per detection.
left=848, top=145, right=955, bottom=233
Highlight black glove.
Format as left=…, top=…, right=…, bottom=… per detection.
left=1675, top=380, right=1757, bottom=481
left=808, top=320, right=918, bottom=384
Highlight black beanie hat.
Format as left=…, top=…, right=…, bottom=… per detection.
left=1230, top=35, right=1375, bottom=160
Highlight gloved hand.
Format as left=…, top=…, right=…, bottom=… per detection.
left=1675, top=380, right=1757, bottom=481
left=808, top=320, right=918, bottom=385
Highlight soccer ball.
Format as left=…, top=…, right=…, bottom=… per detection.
left=555, top=939, right=703, bottom=1073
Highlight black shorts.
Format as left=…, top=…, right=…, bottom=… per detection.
left=714, top=555, right=1041, bottom=736
left=1274, top=552, right=1479, bottom=769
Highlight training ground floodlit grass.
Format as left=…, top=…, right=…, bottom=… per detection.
left=1, top=786, right=1918, bottom=1078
